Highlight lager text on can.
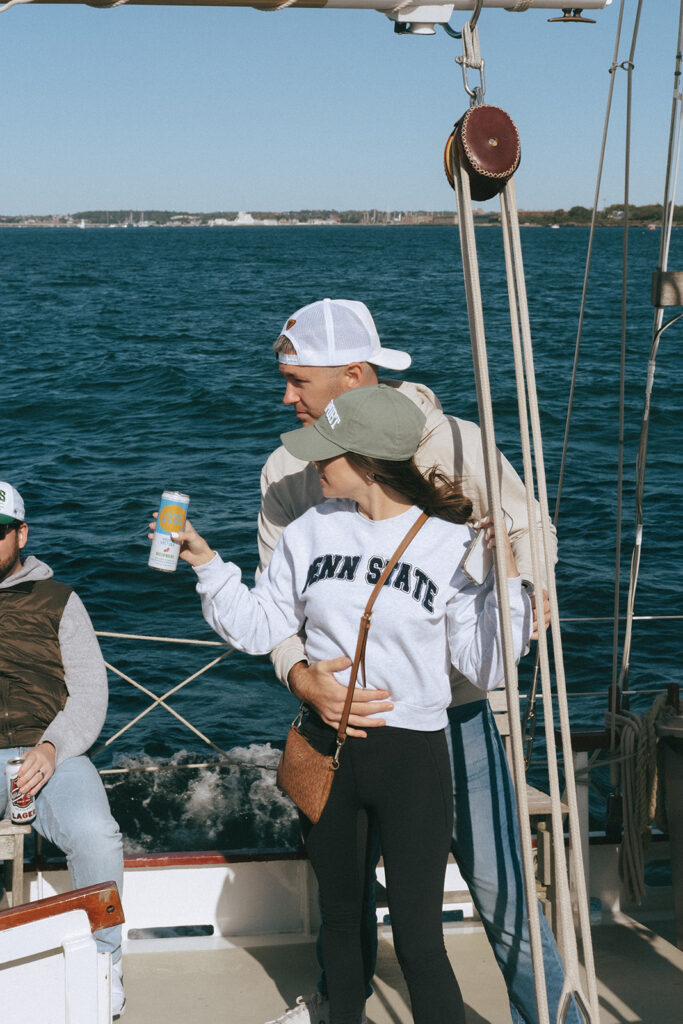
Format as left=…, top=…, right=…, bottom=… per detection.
left=6, top=758, right=37, bottom=824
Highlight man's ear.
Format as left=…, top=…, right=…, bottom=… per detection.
left=341, top=362, right=367, bottom=390
left=17, top=522, right=29, bottom=551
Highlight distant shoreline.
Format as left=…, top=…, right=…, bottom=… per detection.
left=0, top=223, right=669, bottom=229
left=0, top=203, right=675, bottom=230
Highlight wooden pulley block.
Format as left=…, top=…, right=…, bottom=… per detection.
left=444, top=105, right=521, bottom=201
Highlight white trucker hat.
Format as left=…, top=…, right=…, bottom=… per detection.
left=0, top=482, right=25, bottom=524
left=277, top=299, right=411, bottom=371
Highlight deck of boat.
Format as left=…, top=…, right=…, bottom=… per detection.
left=3, top=845, right=681, bottom=1022
left=120, top=915, right=683, bottom=1023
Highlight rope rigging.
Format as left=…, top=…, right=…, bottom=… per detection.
left=444, top=11, right=599, bottom=1021
left=616, top=0, right=683, bottom=698
left=539, top=0, right=683, bottom=914
left=527, top=0, right=683, bottom=817
left=500, top=0, right=683, bottom=947
left=538, top=0, right=640, bottom=758
left=519, top=1, right=648, bottom=774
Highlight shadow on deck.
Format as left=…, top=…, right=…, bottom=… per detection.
left=120, top=915, right=683, bottom=1024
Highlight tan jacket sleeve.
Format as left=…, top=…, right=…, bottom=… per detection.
left=257, top=448, right=323, bottom=689
left=414, top=409, right=558, bottom=708
left=416, top=413, right=557, bottom=588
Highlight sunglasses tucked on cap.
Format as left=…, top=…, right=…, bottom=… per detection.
left=0, top=481, right=25, bottom=525
left=281, top=384, right=426, bottom=463
left=278, top=299, right=411, bottom=371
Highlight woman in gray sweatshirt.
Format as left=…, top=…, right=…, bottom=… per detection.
left=155, top=385, right=531, bottom=1024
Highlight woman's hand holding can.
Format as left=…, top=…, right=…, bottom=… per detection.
left=148, top=513, right=216, bottom=568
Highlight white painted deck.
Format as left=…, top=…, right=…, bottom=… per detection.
left=119, top=917, right=683, bottom=1024
left=3, top=850, right=682, bottom=1023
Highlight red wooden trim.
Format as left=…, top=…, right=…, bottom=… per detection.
left=123, top=849, right=308, bottom=869
left=29, top=848, right=307, bottom=872
left=0, top=882, right=124, bottom=933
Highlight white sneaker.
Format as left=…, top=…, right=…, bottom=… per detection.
left=111, top=959, right=126, bottom=1019
left=265, top=992, right=367, bottom=1024
left=265, top=993, right=330, bottom=1024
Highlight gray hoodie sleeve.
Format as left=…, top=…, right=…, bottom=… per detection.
left=40, top=592, right=108, bottom=765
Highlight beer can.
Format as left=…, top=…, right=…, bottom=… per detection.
left=6, top=757, right=37, bottom=825
left=148, top=490, right=190, bottom=572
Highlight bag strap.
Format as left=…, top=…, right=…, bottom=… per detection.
left=332, top=510, right=429, bottom=764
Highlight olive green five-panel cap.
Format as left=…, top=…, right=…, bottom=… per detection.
left=281, top=384, right=426, bottom=463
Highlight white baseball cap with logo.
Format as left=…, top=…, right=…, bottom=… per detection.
left=0, top=482, right=25, bottom=524
left=277, top=298, right=411, bottom=371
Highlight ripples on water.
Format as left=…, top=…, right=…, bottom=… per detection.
left=2, top=225, right=681, bottom=847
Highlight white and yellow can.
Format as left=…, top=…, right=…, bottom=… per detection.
left=149, top=490, right=190, bottom=572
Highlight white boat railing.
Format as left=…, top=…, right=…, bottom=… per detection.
left=93, top=632, right=240, bottom=766
left=90, top=621, right=681, bottom=778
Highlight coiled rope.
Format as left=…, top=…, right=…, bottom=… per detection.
left=608, top=698, right=676, bottom=904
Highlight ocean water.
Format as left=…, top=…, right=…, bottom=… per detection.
left=2, top=224, right=681, bottom=852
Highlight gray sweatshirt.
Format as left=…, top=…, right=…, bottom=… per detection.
left=197, top=502, right=532, bottom=731
left=258, top=378, right=557, bottom=705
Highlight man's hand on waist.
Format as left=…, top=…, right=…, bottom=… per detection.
left=288, top=659, right=393, bottom=739
left=17, top=741, right=56, bottom=796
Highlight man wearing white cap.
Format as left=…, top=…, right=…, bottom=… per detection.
left=258, top=300, right=581, bottom=1024
left=0, top=482, right=126, bottom=1019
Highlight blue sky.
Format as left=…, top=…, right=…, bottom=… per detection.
left=0, top=0, right=679, bottom=214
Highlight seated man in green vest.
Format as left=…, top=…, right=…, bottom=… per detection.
left=0, top=481, right=126, bottom=1020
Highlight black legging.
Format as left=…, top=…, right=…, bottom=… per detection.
left=300, top=712, right=466, bottom=1024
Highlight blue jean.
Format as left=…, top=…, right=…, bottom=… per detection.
left=447, top=701, right=581, bottom=1024
left=316, top=702, right=581, bottom=1024
left=1, top=748, right=124, bottom=963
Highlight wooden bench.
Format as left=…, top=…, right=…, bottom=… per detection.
left=0, top=819, right=32, bottom=907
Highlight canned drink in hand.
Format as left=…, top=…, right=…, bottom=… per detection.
left=6, top=758, right=36, bottom=824
left=149, top=490, right=190, bottom=572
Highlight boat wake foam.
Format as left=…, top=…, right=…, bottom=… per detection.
left=101, top=745, right=300, bottom=854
